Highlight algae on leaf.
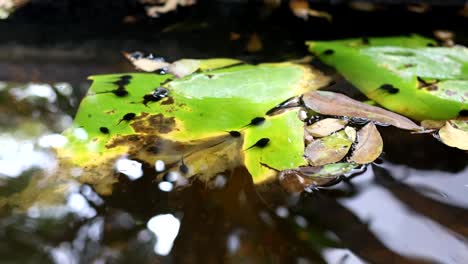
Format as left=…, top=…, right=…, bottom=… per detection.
left=307, top=35, right=468, bottom=121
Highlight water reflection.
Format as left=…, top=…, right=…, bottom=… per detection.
left=10, top=83, right=57, bottom=103
left=0, top=80, right=467, bottom=264
left=147, top=214, right=181, bottom=256
left=158, top=181, right=174, bottom=192
left=0, top=135, right=57, bottom=178
left=339, top=165, right=468, bottom=263
left=116, top=158, right=143, bottom=181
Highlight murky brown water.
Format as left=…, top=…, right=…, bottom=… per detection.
left=1, top=2, right=468, bottom=264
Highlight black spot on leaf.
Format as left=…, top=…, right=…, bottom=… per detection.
left=417, top=77, right=439, bottom=91
left=459, top=110, right=468, bottom=117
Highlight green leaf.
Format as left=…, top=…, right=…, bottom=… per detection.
left=58, top=59, right=330, bottom=193
left=243, top=110, right=307, bottom=183
left=307, top=35, right=468, bottom=121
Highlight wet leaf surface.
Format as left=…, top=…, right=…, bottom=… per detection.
left=303, top=90, right=422, bottom=131
left=350, top=122, right=383, bottom=164
left=439, top=120, right=468, bottom=150
left=307, top=36, right=468, bottom=121
left=58, top=60, right=330, bottom=193
left=304, top=130, right=353, bottom=166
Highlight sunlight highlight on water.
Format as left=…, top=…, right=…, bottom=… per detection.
left=147, top=214, right=181, bottom=256
left=116, top=158, right=143, bottom=180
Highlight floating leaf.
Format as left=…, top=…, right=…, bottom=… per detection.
left=303, top=90, right=422, bottom=131
left=300, top=162, right=357, bottom=178
left=168, top=59, right=201, bottom=77
left=279, top=163, right=357, bottom=192
left=307, top=36, right=468, bottom=121
left=344, top=126, right=357, bottom=142
left=123, top=52, right=170, bottom=72
left=305, top=118, right=347, bottom=137
left=289, top=0, right=332, bottom=21
left=350, top=122, right=383, bottom=164
left=439, top=120, right=468, bottom=150
left=304, top=130, right=353, bottom=166
left=58, top=60, right=330, bottom=194
left=421, top=120, right=446, bottom=130
left=243, top=110, right=308, bottom=183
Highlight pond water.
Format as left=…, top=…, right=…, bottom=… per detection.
left=0, top=2, right=467, bottom=264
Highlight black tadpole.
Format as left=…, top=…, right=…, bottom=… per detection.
left=117, top=113, right=136, bottom=124
left=228, top=131, right=241, bottom=137
left=242, top=117, right=265, bottom=128
left=96, top=75, right=132, bottom=97
left=112, top=88, right=129, bottom=97
left=99, top=127, right=110, bottom=134
left=265, top=96, right=299, bottom=116
left=112, top=75, right=132, bottom=86
left=379, top=84, right=399, bottom=94
left=245, top=138, right=270, bottom=151
left=143, top=87, right=169, bottom=105
left=179, top=157, right=189, bottom=174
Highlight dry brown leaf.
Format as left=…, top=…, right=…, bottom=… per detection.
left=303, top=90, right=422, bottom=131
left=289, top=0, right=332, bottom=21
left=304, top=130, right=353, bottom=166
left=305, top=118, right=347, bottom=138
left=439, top=121, right=468, bottom=150
left=168, top=59, right=200, bottom=78
left=350, top=122, right=383, bottom=164
left=421, top=120, right=446, bottom=130
left=123, top=52, right=169, bottom=72
left=278, top=170, right=327, bottom=193
left=344, top=126, right=357, bottom=142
